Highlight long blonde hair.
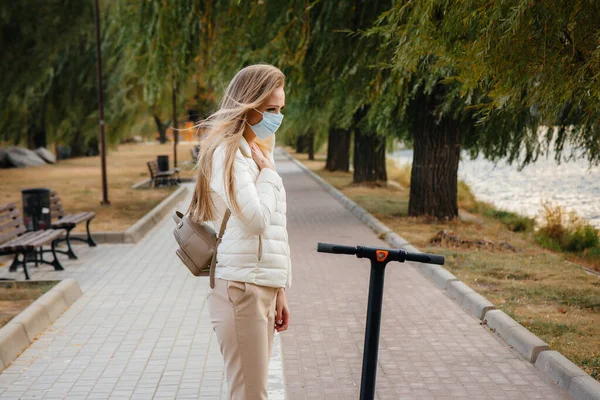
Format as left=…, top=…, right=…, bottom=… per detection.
left=189, top=64, right=285, bottom=222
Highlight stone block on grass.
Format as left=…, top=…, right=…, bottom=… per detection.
left=430, top=266, right=458, bottom=290
left=0, top=324, right=31, bottom=367
left=9, top=304, right=51, bottom=342
left=462, top=292, right=495, bottom=320
left=54, top=279, right=83, bottom=306
left=36, top=289, right=68, bottom=321
left=485, top=310, right=549, bottom=363
left=535, top=351, right=586, bottom=389
left=569, top=376, right=600, bottom=400
left=446, top=280, right=475, bottom=304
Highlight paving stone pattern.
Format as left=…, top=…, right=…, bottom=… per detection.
left=0, top=149, right=570, bottom=400
left=0, top=190, right=284, bottom=400
left=278, top=151, right=570, bottom=400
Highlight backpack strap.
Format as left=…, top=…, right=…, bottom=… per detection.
left=209, top=209, right=231, bottom=289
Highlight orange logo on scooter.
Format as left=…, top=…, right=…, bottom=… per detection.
left=376, top=250, right=389, bottom=262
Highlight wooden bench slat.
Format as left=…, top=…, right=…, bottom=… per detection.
left=64, top=212, right=95, bottom=222
left=10, top=230, right=63, bottom=248
left=0, top=226, right=27, bottom=243
left=0, top=232, right=63, bottom=253
left=26, top=230, right=64, bottom=248
left=0, top=231, right=40, bottom=251
left=0, top=203, right=17, bottom=213
left=0, top=218, right=24, bottom=232
left=54, top=211, right=95, bottom=226
left=0, top=208, right=20, bottom=223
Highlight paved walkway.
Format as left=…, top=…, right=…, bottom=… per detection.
left=0, top=149, right=570, bottom=399
left=0, top=190, right=284, bottom=399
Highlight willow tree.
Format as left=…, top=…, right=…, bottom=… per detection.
left=366, top=0, right=597, bottom=218
left=201, top=1, right=394, bottom=182
left=363, top=0, right=600, bottom=218
left=269, top=0, right=392, bottom=182
left=0, top=1, right=127, bottom=154
left=453, top=0, right=600, bottom=166
left=116, top=0, right=203, bottom=166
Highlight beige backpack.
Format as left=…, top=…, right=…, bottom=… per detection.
left=172, top=208, right=231, bottom=289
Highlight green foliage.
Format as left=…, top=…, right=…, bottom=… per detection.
left=482, top=208, right=535, bottom=233
left=562, top=225, right=600, bottom=253
left=0, top=1, right=143, bottom=151
left=4, top=0, right=600, bottom=193
left=364, top=0, right=600, bottom=167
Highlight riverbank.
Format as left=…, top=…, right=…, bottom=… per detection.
left=291, top=150, right=600, bottom=381
left=391, top=149, right=600, bottom=229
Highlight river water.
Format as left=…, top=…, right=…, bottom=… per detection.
left=389, top=150, right=600, bottom=228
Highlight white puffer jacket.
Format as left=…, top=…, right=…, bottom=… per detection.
left=208, top=137, right=291, bottom=289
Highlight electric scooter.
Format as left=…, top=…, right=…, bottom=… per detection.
left=317, top=242, right=445, bottom=400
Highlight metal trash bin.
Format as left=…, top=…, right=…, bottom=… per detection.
left=157, top=155, right=169, bottom=172
left=21, top=188, right=51, bottom=231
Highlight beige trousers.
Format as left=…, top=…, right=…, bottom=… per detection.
left=207, top=278, right=278, bottom=400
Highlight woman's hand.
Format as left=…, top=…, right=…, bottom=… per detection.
left=275, top=288, right=290, bottom=332
left=250, top=142, right=274, bottom=170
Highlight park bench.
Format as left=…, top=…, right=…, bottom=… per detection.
left=50, top=191, right=97, bottom=259
left=147, top=160, right=180, bottom=187
left=0, top=203, right=65, bottom=280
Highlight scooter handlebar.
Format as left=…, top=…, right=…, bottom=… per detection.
left=405, top=252, right=445, bottom=265
left=317, top=242, right=444, bottom=265
left=317, top=242, right=357, bottom=255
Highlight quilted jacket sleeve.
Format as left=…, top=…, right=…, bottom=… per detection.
left=211, top=146, right=283, bottom=236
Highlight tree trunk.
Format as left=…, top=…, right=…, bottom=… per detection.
left=408, top=115, right=461, bottom=219
left=325, top=128, right=350, bottom=172
left=153, top=114, right=168, bottom=144
left=353, top=128, right=387, bottom=184
left=295, top=134, right=309, bottom=153
left=71, top=130, right=86, bottom=157
left=27, top=100, right=47, bottom=149
left=27, top=125, right=46, bottom=149
left=307, top=131, right=315, bottom=160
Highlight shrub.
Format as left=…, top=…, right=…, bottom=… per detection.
left=563, top=225, right=600, bottom=253
left=480, top=206, right=535, bottom=232
left=537, top=202, right=600, bottom=254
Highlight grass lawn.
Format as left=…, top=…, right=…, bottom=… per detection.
left=0, top=281, right=58, bottom=329
left=292, top=150, right=600, bottom=381
left=0, top=143, right=197, bottom=232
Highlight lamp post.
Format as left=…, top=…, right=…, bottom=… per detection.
left=172, top=77, right=178, bottom=168
left=94, top=0, right=110, bottom=205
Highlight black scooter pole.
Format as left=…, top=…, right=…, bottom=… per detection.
left=317, top=242, right=444, bottom=400
left=360, top=258, right=386, bottom=398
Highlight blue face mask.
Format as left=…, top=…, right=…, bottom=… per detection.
left=249, top=109, right=284, bottom=139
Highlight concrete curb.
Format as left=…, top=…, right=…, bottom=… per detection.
left=484, top=310, right=549, bottom=363
left=279, top=148, right=600, bottom=398
left=124, top=185, right=189, bottom=243
left=462, top=291, right=496, bottom=320
left=71, top=184, right=189, bottom=244
left=0, top=278, right=82, bottom=370
left=536, top=351, right=600, bottom=399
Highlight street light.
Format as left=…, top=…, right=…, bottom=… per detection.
left=172, top=77, right=178, bottom=168
left=94, top=0, right=110, bottom=205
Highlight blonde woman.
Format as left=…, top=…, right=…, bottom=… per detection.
left=189, top=64, right=292, bottom=399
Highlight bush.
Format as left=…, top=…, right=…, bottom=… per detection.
left=536, top=202, right=600, bottom=254
left=563, top=225, right=600, bottom=253
left=479, top=205, right=535, bottom=232
left=488, top=209, right=535, bottom=232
